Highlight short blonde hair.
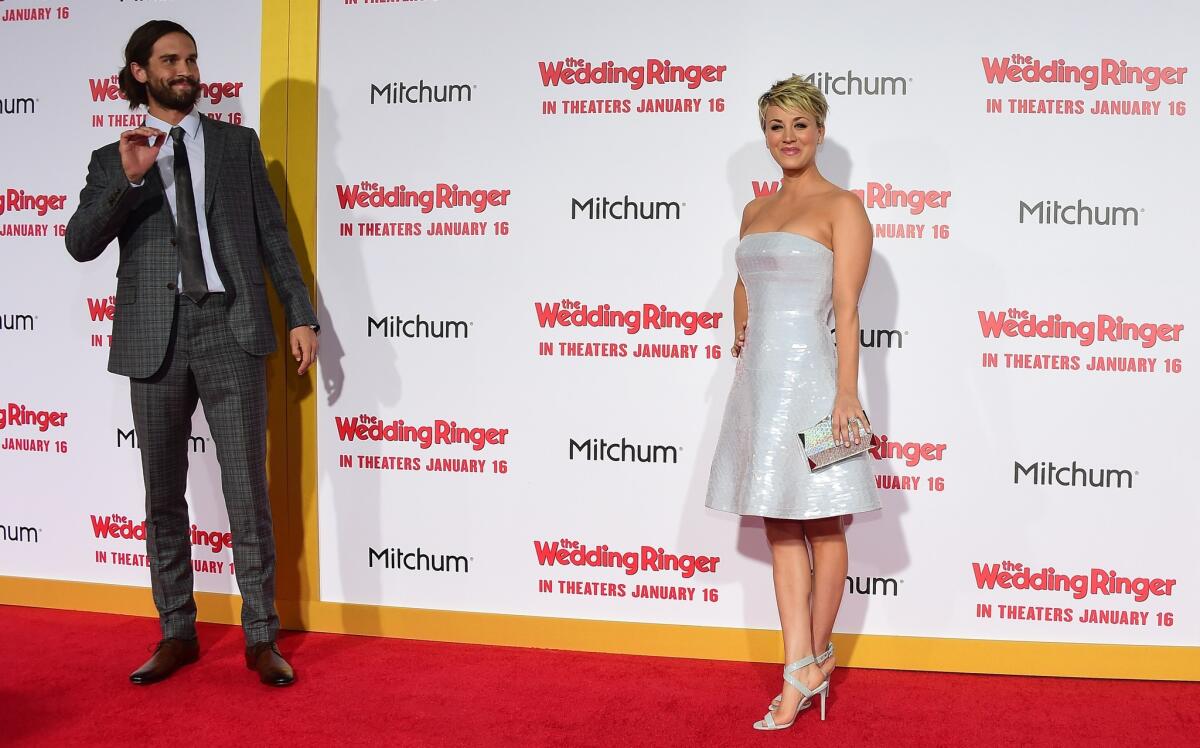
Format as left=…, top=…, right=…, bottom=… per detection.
left=758, top=75, right=828, bottom=130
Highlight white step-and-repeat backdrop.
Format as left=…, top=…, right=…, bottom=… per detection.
left=2, top=0, right=1195, bottom=654
left=315, top=0, right=1197, bottom=647
left=0, top=1, right=261, bottom=595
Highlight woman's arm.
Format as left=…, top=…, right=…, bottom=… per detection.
left=731, top=277, right=748, bottom=356
left=830, top=192, right=873, bottom=446
left=731, top=199, right=761, bottom=357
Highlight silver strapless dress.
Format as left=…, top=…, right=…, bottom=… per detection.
left=705, top=232, right=880, bottom=520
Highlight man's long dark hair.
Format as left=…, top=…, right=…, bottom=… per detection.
left=118, top=20, right=196, bottom=110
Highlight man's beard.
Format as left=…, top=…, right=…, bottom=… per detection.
left=147, top=75, right=201, bottom=112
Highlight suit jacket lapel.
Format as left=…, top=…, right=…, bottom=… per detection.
left=201, top=115, right=225, bottom=215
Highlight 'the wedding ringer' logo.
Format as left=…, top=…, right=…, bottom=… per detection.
left=534, top=538, right=719, bottom=578
left=869, top=436, right=946, bottom=467
left=752, top=181, right=950, bottom=215
left=978, top=309, right=1183, bottom=348
left=973, top=560, right=1176, bottom=602
left=89, top=75, right=244, bottom=105
left=334, top=415, right=509, bottom=451
left=92, top=514, right=231, bottom=554
left=535, top=300, right=722, bottom=335
left=335, top=181, right=510, bottom=213
left=0, top=189, right=67, bottom=216
left=0, top=403, right=68, bottom=431
left=539, top=58, right=727, bottom=90
left=981, top=55, right=1188, bottom=91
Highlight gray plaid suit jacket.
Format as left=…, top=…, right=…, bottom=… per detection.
left=65, top=116, right=317, bottom=379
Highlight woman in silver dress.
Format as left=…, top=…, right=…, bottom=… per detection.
left=705, top=75, right=881, bottom=730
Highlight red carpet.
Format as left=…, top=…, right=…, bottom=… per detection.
left=0, top=605, right=1195, bottom=747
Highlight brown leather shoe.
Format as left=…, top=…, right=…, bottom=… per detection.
left=245, top=641, right=295, bottom=686
left=129, top=638, right=200, bottom=685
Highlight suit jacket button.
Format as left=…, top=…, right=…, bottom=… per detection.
left=170, top=239, right=177, bottom=247
left=167, top=282, right=176, bottom=290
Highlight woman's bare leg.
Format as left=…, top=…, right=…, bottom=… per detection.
left=765, top=517, right=827, bottom=721
left=804, top=515, right=847, bottom=677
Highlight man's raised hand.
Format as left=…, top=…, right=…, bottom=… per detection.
left=119, top=127, right=167, bottom=184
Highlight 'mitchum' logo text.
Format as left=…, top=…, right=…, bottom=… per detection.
left=368, top=546, right=470, bottom=573
left=539, top=58, right=727, bottom=90
left=571, top=196, right=681, bottom=221
left=804, top=71, right=908, bottom=96
left=1014, top=460, right=1134, bottom=489
left=370, top=80, right=473, bottom=104
left=1, top=96, right=36, bottom=115
left=117, top=427, right=206, bottom=454
left=368, top=315, right=470, bottom=339
left=1, top=313, right=35, bottom=333
left=569, top=437, right=679, bottom=465
left=845, top=575, right=900, bottom=596
left=1019, top=199, right=1139, bottom=226
left=832, top=327, right=904, bottom=349
left=1, top=523, right=39, bottom=544
left=981, top=55, right=1187, bottom=91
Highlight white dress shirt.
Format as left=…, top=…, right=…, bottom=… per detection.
left=136, top=109, right=226, bottom=293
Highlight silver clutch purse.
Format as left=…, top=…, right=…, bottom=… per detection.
left=797, top=415, right=879, bottom=471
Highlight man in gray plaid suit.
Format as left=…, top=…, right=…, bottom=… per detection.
left=66, top=20, right=317, bottom=687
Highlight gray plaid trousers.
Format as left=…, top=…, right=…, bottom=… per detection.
left=130, top=293, right=277, bottom=644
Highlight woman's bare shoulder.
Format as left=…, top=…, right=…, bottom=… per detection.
left=826, top=188, right=868, bottom=220
left=739, top=193, right=773, bottom=237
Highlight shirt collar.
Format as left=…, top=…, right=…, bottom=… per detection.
left=146, top=108, right=203, bottom=141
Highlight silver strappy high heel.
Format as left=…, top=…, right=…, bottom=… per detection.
left=769, top=641, right=834, bottom=713
left=753, top=653, right=830, bottom=730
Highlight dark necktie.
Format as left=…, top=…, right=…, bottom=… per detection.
left=171, top=126, right=208, bottom=303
